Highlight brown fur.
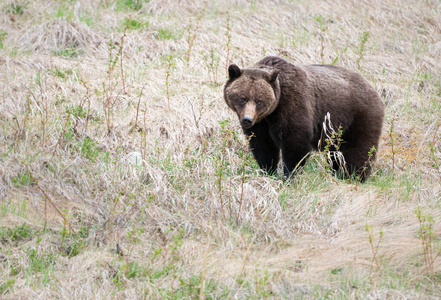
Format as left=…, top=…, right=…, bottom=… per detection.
left=224, top=56, right=384, bottom=180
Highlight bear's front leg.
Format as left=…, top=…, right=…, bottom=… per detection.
left=281, top=129, right=313, bottom=178
left=243, top=121, right=280, bottom=175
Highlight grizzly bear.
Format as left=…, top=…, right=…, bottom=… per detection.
left=223, top=56, right=384, bottom=180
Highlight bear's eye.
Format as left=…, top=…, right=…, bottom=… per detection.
left=256, top=100, right=264, bottom=107
left=238, top=98, right=246, bottom=105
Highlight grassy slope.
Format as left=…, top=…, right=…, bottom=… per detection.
left=0, top=0, right=441, bottom=298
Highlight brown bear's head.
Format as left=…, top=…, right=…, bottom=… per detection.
left=224, top=64, right=280, bottom=129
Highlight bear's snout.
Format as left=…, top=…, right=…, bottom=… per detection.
left=241, top=116, right=253, bottom=128
left=241, top=102, right=256, bottom=128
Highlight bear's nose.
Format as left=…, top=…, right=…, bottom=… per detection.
left=242, top=116, right=253, bottom=127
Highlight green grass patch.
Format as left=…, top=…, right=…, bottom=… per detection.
left=122, top=17, right=149, bottom=31
left=0, top=279, right=16, bottom=295
left=0, top=30, right=7, bottom=49
left=51, top=48, right=81, bottom=58
left=155, top=28, right=176, bottom=40
left=5, top=1, right=27, bottom=15
left=65, top=104, right=87, bottom=118
left=115, top=0, right=149, bottom=11
left=11, top=170, right=32, bottom=187
left=0, top=223, right=35, bottom=243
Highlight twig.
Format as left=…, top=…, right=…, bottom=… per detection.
left=186, top=5, right=206, bottom=62
left=119, top=20, right=129, bottom=94
left=388, top=113, right=396, bottom=175
left=27, top=167, right=77, bottom=235
left=134, top=83, right=148, bottom=128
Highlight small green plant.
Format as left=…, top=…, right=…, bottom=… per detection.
left=0, top=223, right=34, bottom=243
left=414, top=206, right=439, bottom=275
left=356, top=31, right=370, bottom=71
left=124, top=261, right=148, bottom=279
left=65, top=104, right=87, bottom=119
left=115, top=0, right=146, bottom=11
left=388, top=114, right=398, bottom=175
left=321, top=113, right=347, bottom=179
left=164, top=54, right=175, bottom=110
left=79, top=137, right=100, bottom=162
left=26, top=248, right=56, bottom=274
left=0, top=278, right=15, bottom=295
left=365, top=224, right=384, bottom=275
left=50, top=67, right=75, bottom=80
left=185, top=5, right=205, bottom=62
left=250, top=270, right=272, bottom=298
left=428, top=123, right=441, bottom=180
left=155, top=28, right=174, bottom=40
left=51, top=48, right=80, bottom=58
left=127, top=224, right=145, bottom=245
left=122, top=17, right=149, bottom=31
left=202, top=49, right=220, bottom=84
left=169, top=274, right=223, bottom=299
left=103, top=29, right=128, bottom=133
left=11, top=170, right=32, bottom=187
left=356, top=146, right=376, bottom=185
left=5, top=1, right=28, bottom=15
left=55, top=3, right=74, bottom=20
left=0, top=30, right=7, bottom=49
left=59, top=225, right=88, bottom=257
left=216, top=119, right=234, bottom=218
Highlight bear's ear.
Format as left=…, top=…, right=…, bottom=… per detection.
left=268, top=69, right=279, bottom=83
left=228, top=64, right=242, bottom=80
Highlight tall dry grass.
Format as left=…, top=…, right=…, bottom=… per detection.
left=0, top=0, right=440, bottom=298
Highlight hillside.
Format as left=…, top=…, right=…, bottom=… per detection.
left=0, top=0, right=441, bottom=298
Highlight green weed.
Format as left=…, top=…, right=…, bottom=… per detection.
left=185, top=5, right=205, bottom=62
left=60, top=226, right=88, bottom=257
left=428, top=124, right=441, bottom=180
left=65, top=104, right=87, bottom=119
left=79, top=137, right=100, bottom=162
left=51, top=48, right=80, bottom=58
left=26, top=248, right=56, bottom=274
left=5, top=1, right=27, bottom=15
left=115, top=0, right=147, bottom=11
left=55, top=4, right=74, bottom=20
left=0, top=279, right=15, bottom=295
left=11, top=170, right=32, bottom=187
left=388, top=114, right=398, bottom=175
left=122, top=17, right=149, bottom=31
left=356, top=145, right=377, bottom=185
left=365, top=223, right=384, bottom=274
left=1, top=199, right=28, bottom=218
left=124, top=261, right=149, bottom=279
left=0, top=30, right=7, bottom=49
left=401, top=171, right=420, bottom=200
left=321, top=113, right=348, bottom=179
left=356, top=31, right=370, bottom=71
left=155, top=27, right=175, bottom=40
left=202, top=49, right=220, bottom=84
left=168, top=274, right=225, bottom=299
left=164, top=54, right=175, bottom=110
left=50, top=67, right=76, bottom=80
left=0, top=223, right=34, bottom=243
left=414, top=207, right=439, bottom=275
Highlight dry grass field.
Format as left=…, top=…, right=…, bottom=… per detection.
left=0, top=0, right=441, bottom=298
